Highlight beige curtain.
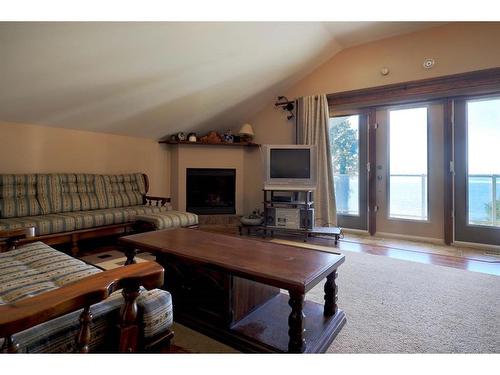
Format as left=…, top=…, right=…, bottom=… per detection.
left=296, top=95, right=337, bottom=227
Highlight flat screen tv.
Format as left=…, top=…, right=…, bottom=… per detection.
left=262, top=145, right=317, bottom=190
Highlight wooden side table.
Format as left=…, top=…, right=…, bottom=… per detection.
left=0, top=227, right=36, bottom=252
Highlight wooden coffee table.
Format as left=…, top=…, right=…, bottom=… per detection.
left=119, top=228, right=346, bottom=353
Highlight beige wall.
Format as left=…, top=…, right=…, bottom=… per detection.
left=245, top=22, right=500, bottom=219
left=0, top=121, right=170, bottom=196
left=251, top=22, right=500, bottom=146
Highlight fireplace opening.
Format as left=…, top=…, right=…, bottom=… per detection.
left=186, top=168, right=236, bottom=215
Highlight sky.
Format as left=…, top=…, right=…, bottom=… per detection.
left=467, top=98, right=500, bottom=175
left=390, top=107, right=427, bottom=175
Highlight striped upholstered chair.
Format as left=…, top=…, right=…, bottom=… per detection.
left=0, top=240, right=173, bottom=353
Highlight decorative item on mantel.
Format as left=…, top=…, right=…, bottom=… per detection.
left=240, top=209, right=264, bottom=226
left=160, top=129, right=259, bottom=147
left=170, top=132, right=186, bottom=142
left=200, top=131, right=223, bottom=144
left=238, top=123, right=254, bottom=142
left=223, top=129, right=234, bottom=143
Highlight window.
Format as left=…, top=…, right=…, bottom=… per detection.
left=329, top=115, right=360, bottom=216
left=467, top=97, right=500, bottom=227
left=388, top=107, right=428, bottom=220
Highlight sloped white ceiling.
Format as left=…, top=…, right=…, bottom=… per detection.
left=0, top=22, right=441, bottom=139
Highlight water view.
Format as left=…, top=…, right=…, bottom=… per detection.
left=334, top=174, right=500, bottom=226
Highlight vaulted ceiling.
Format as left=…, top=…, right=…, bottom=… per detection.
left=0, top=22, right=441, bottom=139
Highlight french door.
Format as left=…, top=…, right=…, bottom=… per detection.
left=329, top=113, right=368, bottom=230
left=374, top=103, right=445, bottom=240
left=454, top=96, right=500, bottom=246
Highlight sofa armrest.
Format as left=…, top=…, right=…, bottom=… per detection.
left=144, top=195, right=171, bottom=207
left=0, top=262, right=164, bottom=353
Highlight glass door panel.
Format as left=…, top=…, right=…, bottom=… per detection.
left=329, top=114, right=367, bottom=230
left=388, top=107, right=429, bottom=220
left=455, top=96, right=500, bottom=245
left=467, top=98, right=500, bottom=227
left=374, top=103, right=444, bottom=240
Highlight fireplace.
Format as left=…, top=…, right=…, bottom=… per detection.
left=186, top=168, right=236, bottom=215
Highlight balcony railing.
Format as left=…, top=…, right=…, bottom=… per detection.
left=334, top=173, right=500, bottom=227
left=389, top=174, right=428, bottom=220
left=468, top=174, right=499, bottom=227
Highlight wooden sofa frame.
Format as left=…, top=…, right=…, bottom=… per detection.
left=0, top=230, right=173, bottom=353
left=5, top=174, right=171, bottom=256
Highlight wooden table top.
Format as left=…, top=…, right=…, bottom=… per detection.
left=119, top=228, right=345, bottom=293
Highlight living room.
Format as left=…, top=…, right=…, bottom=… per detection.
left=1, top=1, right=499, bottom=374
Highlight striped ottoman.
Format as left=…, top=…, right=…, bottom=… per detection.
left=134, top=210, right=199, bottom=231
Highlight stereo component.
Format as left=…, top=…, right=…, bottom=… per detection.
left=266, top=207, right=314, bottom=230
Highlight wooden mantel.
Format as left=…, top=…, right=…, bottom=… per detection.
left=159, top=140, right=260, bottom=147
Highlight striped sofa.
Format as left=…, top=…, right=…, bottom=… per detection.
left=0, top=241, right=173, bottom=353
left=0, top=173, right=198, bottom=254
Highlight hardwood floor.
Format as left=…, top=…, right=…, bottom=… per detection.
left=73, top=225, right=499, bottom=277
left=199, top=225, right=500, bottom=277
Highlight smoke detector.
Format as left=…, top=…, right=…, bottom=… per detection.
left=423, top=58, right=435, bottom=69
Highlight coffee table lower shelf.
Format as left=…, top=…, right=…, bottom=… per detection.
left=175, top=293, right=346, bottom=353
left=239, top=225, right=342, bottom=244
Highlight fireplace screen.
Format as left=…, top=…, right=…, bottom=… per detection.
left=186, top=168, right=236, bottom=214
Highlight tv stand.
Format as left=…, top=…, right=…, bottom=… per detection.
left=238, top=189, right=342, bottom=244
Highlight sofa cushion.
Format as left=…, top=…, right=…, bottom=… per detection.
left=103, top=173, right=146, bottom=208
left=0, top=241, right=173, bottom=352
left=135, top=211, right=199, bottom=229
left=0, top=174, right=41, bottom=218
left=58, top=205, right=169, bottom=231
left=37, top=174, right=109, bottom=214
left=0, top=213, right=77, bottom=236
left=0, top=205, right=169, bottom=236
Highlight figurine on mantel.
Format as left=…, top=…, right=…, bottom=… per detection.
left=223, top=129, right=234, bottom=143
left=200, top=131, right=223, bottom=144
left=170, top=132, right=186, bottom=142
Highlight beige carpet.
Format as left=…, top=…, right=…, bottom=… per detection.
left=87, top=245, right=500, bottom=353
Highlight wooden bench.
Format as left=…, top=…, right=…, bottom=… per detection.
left=0, top=229, right=173, bottom=353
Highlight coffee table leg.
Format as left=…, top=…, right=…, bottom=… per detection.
left=124, top=248, right=138, bottom=265
left=288, top=291, right=306, bottom=353
left=324, top=270, right=338, bottom=316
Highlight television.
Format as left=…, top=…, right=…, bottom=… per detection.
left=262, top=144, right=317, bottom=190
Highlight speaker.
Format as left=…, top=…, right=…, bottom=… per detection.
left=300, top=208, right=314, bottom=230
left=266, top=208, right=276, bottom=226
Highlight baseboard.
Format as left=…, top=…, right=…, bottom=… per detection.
left=374, top=232, right=445, bottom=245
left=453, top=240, right=500, bottom=253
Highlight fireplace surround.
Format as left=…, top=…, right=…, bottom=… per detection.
left=186, top=168, right=236, bottom=215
